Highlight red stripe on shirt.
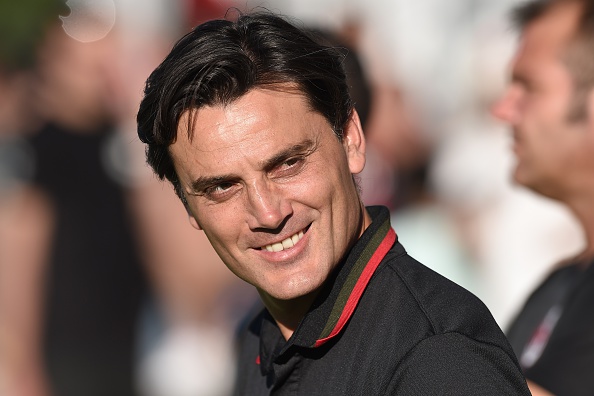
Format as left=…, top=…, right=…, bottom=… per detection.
left=314, top=228, right=396, bottom=347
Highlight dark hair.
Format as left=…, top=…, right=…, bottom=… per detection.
left=307, top=28, right=372, bottom=129
left=136, top=11, right=353, bottom=200
left=512, top=0, right=553, bottom=27
left=513, top=0, right=594, bottom=120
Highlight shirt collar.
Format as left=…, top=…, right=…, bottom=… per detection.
left=258, top=205, right=397, bottom=371
left=293, top=205, right=396, bottom=348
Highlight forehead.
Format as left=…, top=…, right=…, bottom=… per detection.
left=169, top=88, right=334, bottom=171
left=513, top=2, right=581, bottom=74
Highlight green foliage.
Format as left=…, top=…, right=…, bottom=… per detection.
left=0, top=0, right=67, bottom=71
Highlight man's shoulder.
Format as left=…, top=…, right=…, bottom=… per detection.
left=350, top=242, right=526, bottom=394
left=369, top=243, right=503, bottom=341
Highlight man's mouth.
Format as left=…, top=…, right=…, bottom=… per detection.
left=261, top=226, right=308, bottom=252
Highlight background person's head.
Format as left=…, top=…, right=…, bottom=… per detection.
left=492, top=0, right=594, bottom=200
left=137, top=11, right=354, bottom=203
left=513, top=0, right=594, bottom=121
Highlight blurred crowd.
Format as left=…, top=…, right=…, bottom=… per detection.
left=0, top=0, right=584, bottom=395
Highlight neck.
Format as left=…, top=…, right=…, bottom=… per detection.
left=259, top=290, right=319, bottom=340
left=261, top=205, right=373, bottom=340
left=564, top=190, right=594, bottom=265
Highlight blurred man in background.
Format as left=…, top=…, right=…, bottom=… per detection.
left=492, top=0, right=594, bottom=395
left=0, top=4, right=150, bottom=395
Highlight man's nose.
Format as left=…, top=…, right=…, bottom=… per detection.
left=245, top=179, right=292, bottom=231
left=491, top=87, right=520, bottom=124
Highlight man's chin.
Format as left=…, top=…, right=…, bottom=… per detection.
left=258, top=282, right=321, bottom=303
left=512, top=165, right=531, bottom=188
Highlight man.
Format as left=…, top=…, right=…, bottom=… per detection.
left=136, top=12, right=530, bottom=395
left=492, top=0, right=594, bottom=395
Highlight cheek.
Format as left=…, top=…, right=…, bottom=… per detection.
left=522, top=93, right=564, bottom=123
left=197, top=208, right=242, bottom=251
left=282, top=161, right=338, bottom=202
left=202, top=229, right=231, bottom=259
left=293, top=171, right=347, bottom=208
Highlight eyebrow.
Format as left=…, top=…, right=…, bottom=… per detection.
left=187, top=138, right=319, bottom=194
left=260, top=138, right=318, bottom=172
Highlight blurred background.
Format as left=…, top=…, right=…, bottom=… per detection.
left=0, top=0, right=584, bottom=395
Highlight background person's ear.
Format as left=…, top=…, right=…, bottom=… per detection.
left=343, top=110, right=366, bottom=174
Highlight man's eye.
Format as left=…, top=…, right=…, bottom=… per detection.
left=269, top=157, right=306, bottom=179
left=281, top=157, right=306, bottom=171
left=282, top=158, right=300, bottom=168
left=204, top=182, right=236, bottom=198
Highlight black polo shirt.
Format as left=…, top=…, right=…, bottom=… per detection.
left=508, top=260, right=594, bottom=396
left=234, top=206, right=530, bottom=395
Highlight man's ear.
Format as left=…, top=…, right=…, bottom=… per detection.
left=183, top=200, right=202, bottom=230
left=188, top=214, right=202, bottom=230
left=343, top=109, right=366, bottom=174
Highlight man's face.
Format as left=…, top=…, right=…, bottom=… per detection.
left=169, top=88, right=368, bottom=303
left=492, top=2, right=594, bottom=199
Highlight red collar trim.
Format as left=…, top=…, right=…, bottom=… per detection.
left=313, top=227, right=396, bottom=347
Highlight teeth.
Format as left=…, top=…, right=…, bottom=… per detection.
left=281, top=238, right=294, bottom=249
left=263, top=230, right=304, bottom=252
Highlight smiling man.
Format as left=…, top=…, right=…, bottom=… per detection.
left=492, top=1, right=594, bottom=395
left=136, top=12, right=530, bottom=395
